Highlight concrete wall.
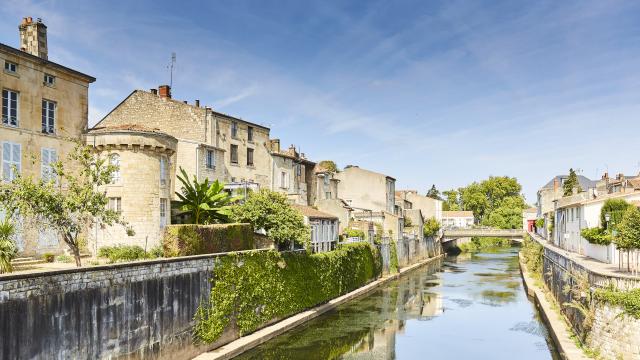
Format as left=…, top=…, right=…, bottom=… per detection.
left=336, top=166, right=394, bottom=213
left=0, top=254, right=223, bottom=359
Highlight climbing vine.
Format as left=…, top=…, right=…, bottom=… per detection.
left=193, top=243, right=382, bottom=343
left=389, top=241, right=399, bottom=274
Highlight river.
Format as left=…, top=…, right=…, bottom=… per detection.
left=234, top=247, right=560, bottom=359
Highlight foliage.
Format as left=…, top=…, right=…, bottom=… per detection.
left=616, top=206, right=640, bottom=251
left=230, top=189, right=309, bottom=248
left=600, top=199, right=631, bottom=231
left=149, top=246, right=164, bottom=258
left=580, top=227, right=612, bottom=246
left=563, top=168, right=583, bottom=196
left=426, top=184, right=442, bottom=200
left=442, top=190, right=460, bottom=211
left=389, top=241, right=398, bottom=274
left=193, top=243, right=381, bottom=343
left=317, top=160, right=338, bottom=173
left=521, top=235, right=543, bottom=279
left=55, top=254, right=73, bottom=263
left=344, top=228, right=365, bottom=239
left=423, top=217, right=440, bottom=238
left=163, top=224, right=254, bottom=257
left=373, top=223, right=383, bottom=245
left=458, top=237, right=510, bottom=252
left=0, top=220, right=17, bottom=273
left=0, top=144, right=132, bottom=266
left=535, top=218, right=545, bottom=229
left=98, top=245, right=150, bottom=263
left=403, top=216, right=413, bottom=227
left=42, top=253, right=55, bottom=263
left=174, top=167, right=239, bottom=224
left=594, top=287, right=640, bottom=319
left=561, top=270, right=594, bottom=341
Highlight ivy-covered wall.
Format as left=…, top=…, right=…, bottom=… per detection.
left=162, top=223, right=255, bottom=256
left=194, top=242, right=382, bottom=343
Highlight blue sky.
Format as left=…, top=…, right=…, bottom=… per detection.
left=2, top=0, right=640, bottom=202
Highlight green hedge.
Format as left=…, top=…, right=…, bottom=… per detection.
left=390, top=241, right=399, bottom=274
left=163, top=223, right=254, bottom=257
left=193, top=242, right=382, bottom=343
left=594, top=287, right=640, bottom=319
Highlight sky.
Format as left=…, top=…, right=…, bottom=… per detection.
left=2, top=0, right=640, bottom=203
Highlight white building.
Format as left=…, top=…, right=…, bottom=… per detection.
left=441, top=211, right=474, bottom=229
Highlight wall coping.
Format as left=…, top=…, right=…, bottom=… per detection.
left=0, top=249, right=270, bottom=282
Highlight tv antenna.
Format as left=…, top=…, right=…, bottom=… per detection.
left=168, top=52, right=176, bottom=88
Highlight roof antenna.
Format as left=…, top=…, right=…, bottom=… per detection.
left=168, top=52, right=176, bottom=88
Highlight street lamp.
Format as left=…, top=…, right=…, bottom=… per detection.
left=605, top=213, right=611, bottom=229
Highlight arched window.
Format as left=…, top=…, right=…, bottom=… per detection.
left=109, top=154, right=121, bottom=184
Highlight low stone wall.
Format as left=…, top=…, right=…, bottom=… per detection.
left=0, top=253, right=242, bottom=359
left=590, top=303, right=640, bottom=359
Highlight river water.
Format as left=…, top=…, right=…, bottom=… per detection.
left=235, top=247, right=560, bottom=359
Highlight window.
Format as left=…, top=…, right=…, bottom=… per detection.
left=296, top=164, right=301, bottom=176
left=42, top=100, right=56, bottom=134
left=2, top=142, right=21, bottom=181
left=247, top=126, right=253, bottom=142
left=325, top=191, right=332, bottom=199
left=230, top=144, right=238, bottom=164
left=2, top=89, right=19, bottom=127
left=108, top=197, right=122, bottom=213
left=206, top=150, right=215, bottom=169
left=44, top=74, right=55, bottom=86
left=323, top=175, right=330, bottom=185
left=4, top=61, right=17, bottom=73
left=231, top=121, right=238, bottom=138
left=247, top=148, right=254, bottom=166
left=109, top=154, right=121, bottom=184
left=160, top=156, right=168, bottom=185
left=160, top=198, right=167, bottom=227
left=280, top=171, right=289, bottom=189
left=41, top=148, right=57, bottom=183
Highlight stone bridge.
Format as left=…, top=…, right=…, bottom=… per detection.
left=441, top=228, right=524, bottom=243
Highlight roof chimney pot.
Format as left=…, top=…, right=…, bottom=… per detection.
left=158, top=85, right=171, bottom=99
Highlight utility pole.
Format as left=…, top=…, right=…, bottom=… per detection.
left=168, top=52, right=176, bottom=88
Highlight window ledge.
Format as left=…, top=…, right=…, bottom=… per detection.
left=246, top=165, right=255, bottom=169
left=3, top=70, right=19, bottom=78
left=230, top=163, right=239, bottom=167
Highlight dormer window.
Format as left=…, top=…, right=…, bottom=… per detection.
left=4, top=61, right=17, bottom=73
left=44, top=74, right=55, bottom=86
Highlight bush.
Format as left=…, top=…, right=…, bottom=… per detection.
left=600, top=199, right=632, bottom=231
left=389, top=241, right=399, bottom=274
left=344, top=228, right=365, bottom=239
left=580, top=227, right=612, bottom=245
left=521, top=235, right=543, bottom=278
left=535, top=218, right=544, bottom=229
left=193, top=243, right=381, bottom=343
left=423, top=217, right=440, bottom=238
left=98, top=245, right=147, bottom=263
left=0, top=220, right=17, bottom=273
left=56, top=254, right=73, bottom=263
left=163, top=223, right=254, bottom=257
left=42, top=253, right=55, bottom=263
left=594, top=287, right=640, bottom=319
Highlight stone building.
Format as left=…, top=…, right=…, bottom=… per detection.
left=268, top=140, right=315, bottom=205
left=309, top=163, right=352, bottom=232
left=395, top=190, right=442, bottom=222
left=0, top=17, right=95, bottom=255
left=85, top=126, right=177, bottom=251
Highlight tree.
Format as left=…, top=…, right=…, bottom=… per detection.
left=563, top=168, right=582, bottom=197
left=600, top=198, right=631, bottom=231
left=174, top=167, right=239, bottom=224
left=230, top=189, right=309, bottom=248
left=0, top=220, right=17, bottom=273
left=0, top=144, right=131, bottom=267
left=423, top=217, right=440, bottom=238
left=317, top=160, right=338, bottom=173
left=426, top=185, right=441, bottom=200
left=442, top=190, right=460, bottom=211
left=616, top=206, right=640, bottom=272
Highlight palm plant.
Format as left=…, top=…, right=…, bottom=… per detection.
left=0, top=219, right=18, bottom=273
left=174, top=167, right=240, bottom=224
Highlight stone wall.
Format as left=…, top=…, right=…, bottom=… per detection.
left=590, top=304, right=640, bottom=359
left=0, top=253, right=233, bottom=359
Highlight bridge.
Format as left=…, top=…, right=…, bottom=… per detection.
left=441, top=228, right=524, bottom=243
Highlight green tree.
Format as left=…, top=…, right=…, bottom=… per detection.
left=600, top=198, right=631, bottom=231
left=0, top=220, right=17, bottom=273
left=174, top=167, right=239, bottom=224
left=442, top=190, right=460, bottom=211
left=563, top=168, right=582, bottom=196
left=0, top=144, right=132, bottom=267
left=230, top=189, right=309, bottom=248
left=426, top=185, right=441, bottom=200
left=423, top=217, right=440, bottom=237
left=317, top=160, right=338, bottom=173
left=616, top=206, right=640, bottom=271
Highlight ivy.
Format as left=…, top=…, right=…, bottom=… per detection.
left=594, top=287, right=640, bottom=319
left=389, top=241, right=399, bottom=274
left=193, top=243, right=382, bottom=343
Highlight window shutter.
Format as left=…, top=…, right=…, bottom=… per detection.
left=12, top=144, right=20, bottom=174
left=2, top=143, right=10, bottom=181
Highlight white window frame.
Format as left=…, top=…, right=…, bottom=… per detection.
left=41, top=148, right=57, bottom=183
left=42, top=99, right=56, bottom=134
left=2, top=89, right=19, bottom=127
left=206, top=149, right=215, bottom=169
left=160, top=155, right=168, bottom=185
left=160, top=198, right=167, bottom=227
left=4, top=61, right=17, bottom=73
left=109, top=154, right=121, bottom=184
left=109, top=197, right=122, bottom=213
left=44, top=73, right=56, bottom=86
left=280, top=171, right=289, bottom=189
left=2, top=141, right=21, bottom=181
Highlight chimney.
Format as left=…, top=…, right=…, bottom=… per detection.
left=553, top=177, right=559, bottom=192
left=270, top=139, right=280, bottom=152
left=195, top=100, right=200, bottom=107
left=19, top=17, right=48, bottom=59
left=158, top=85, right=171, bottom=99
left=150, top=88, right=158, bottom=95
left=602, top=172, right=609, bottom=180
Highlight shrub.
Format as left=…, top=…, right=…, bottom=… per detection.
left=42, top=253, right=55, bottom=263
left=344, top=228, right=365, bottom=239
left=600, top=199, right=632, bottom=231
left=98, top=245, right=147, bottom=263
left=423, top=217, right=440, bottom=238
left=404, top=217, right=413, bottom=228
left=389, top=241, right=399, bottom=274
left=535, top=218, right=544, bottom=229
left=580, top=227, right=612, bottom=246
left=520, top=235, right=543, bottom=278
left=56, top=254, right=73, bottom=263
left=0, top=220, right=17, bottom=273
left=594, top=287, right=640, bottom=319
left=163, top=224, right=254, bottom=257
left=149, top=245, right=164, bottom=258
left=193, top=243, right=381, bottom=343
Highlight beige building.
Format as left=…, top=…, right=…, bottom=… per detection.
left=268, top=140, right=315, bottom=205
left=310, top=163, right=352, bottom=232
left=1, top=17, right=95, bottom=255
left=396, top=190, right=442, bottom=222
left=441, top=211, right=474, bottom=229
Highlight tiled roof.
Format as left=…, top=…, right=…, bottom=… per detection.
left=541, top=175, right=596, bottom=190
left=292, top=205, right=338, bottom=220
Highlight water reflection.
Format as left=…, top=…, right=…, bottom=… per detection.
left=235, top=248, right=560, bottom=360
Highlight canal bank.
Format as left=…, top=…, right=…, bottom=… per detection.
left=206, top=247, right=559, bottom=359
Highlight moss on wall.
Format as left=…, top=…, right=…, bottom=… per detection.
left=193, top=243, right=382, bottom=343
left=162, top=223, right=254, bottom=257
left=390, top=241, right=399, bottom=274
